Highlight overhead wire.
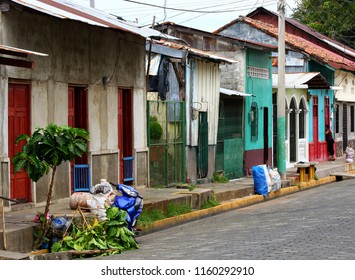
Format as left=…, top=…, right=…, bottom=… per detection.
left=102, top=0, right=274, bottom=26
left=177, top=0, right=278, bottom=26
left=125, top=0, right=277, bottom=27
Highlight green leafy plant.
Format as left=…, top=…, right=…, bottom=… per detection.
left=211, top=172, right=229, bottom=183
left=149, top=116, right=163, bottom=140
left=137, top=208, right=166, bottom=227
left=176, top=183, right=196, bottom=191
left=12, top=123, right=89, bottom=249
left=51, top=206, right=138, bottom=257
left=201, top=193, right=220, bottom=209
left=137, top=203, right=192, bottom=227
left=151, top=184, right=165, bottom=189
left=166, top=203, right=192, bottom=217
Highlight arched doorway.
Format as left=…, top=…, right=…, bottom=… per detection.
left=289, top=98, right=297, bottom=162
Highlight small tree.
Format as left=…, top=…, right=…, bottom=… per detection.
left=12, top=123, right=89, bottom=249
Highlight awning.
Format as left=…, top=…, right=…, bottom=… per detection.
left=0, top=44, right=48, bottom=68
left=220, top=87, right=254, bottom=97
left=0, top=44, right=48, bottom=57
left=272, top=72, right=330, bottom=89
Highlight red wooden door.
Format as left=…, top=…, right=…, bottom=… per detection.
left=68, top=86, right=88, bottom=192
left=68, top=86, right=88, bottom=164
left=312, top=96, right=319, bottom=159
left=8, top=83, right=31, bottom=202
left=118, top=88, right=133, bottom=183
left=324, top=97, right=330, bottom=128
left=68, top=87, right=75, bottom=127
left=68, top=87, right=75, bottom=192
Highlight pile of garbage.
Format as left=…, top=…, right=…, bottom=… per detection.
left=33, top=179, right=140, bottom=256
left=69, top=179, right=116, bottom=220
left=345, top=146, right=354, bottom=163
left=252, top=164, right=281, bottom=197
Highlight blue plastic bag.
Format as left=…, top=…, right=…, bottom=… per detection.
left=252, top=165, right=269, bottom=197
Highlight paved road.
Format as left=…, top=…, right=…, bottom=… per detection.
left=99, top=180, right=355, bottom=260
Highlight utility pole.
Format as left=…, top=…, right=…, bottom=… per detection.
left=277, top=0, right=286, bottom=180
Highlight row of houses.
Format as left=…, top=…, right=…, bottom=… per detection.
left=1, top=1, right=354, bottom=208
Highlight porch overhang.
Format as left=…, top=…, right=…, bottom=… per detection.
left=220, top=87, right=255, bottom=97
left=0, top=44, right=48, bottom=68
left=272, top=72, right=330, bottom=90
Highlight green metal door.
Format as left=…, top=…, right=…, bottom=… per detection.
left=224, top=138, right=244, bottom=178
left=147, top=101, right=185, bottom=187
left=216, top=101, right=225, bottom=172
left=217, top=97, right=244, bottom=179
left=198, top=112, right=208, bottom=178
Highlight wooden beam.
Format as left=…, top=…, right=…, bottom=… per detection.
left=0, top=57, right=34, bottom=68
left=0, top=49, right=28, bottom=58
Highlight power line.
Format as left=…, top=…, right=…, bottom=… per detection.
left=174, top=1, right=277, bottom=26
left=122, top=0, right=275, bottom=13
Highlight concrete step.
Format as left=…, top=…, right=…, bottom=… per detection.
left=0, top=250, right=31, bottom=260
left=0, top=225, right=34, bottom=253
left=330, top=172, right=355, bottom=181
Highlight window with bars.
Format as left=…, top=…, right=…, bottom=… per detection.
left=247, top=66, right=270, bottom=79
left=299, top=101, right=306, bottom=138
left=250, top=102, right=258, bottom=141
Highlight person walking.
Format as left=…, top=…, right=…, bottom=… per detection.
left=325, top=125, right=335, bottom=161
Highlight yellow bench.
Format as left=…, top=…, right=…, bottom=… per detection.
left=294, top=162, right=318, bottom=182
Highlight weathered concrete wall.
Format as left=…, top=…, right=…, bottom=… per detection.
left=0, top=6, right=148, bottom=204
left=136, top=150, right=148, bottom=186
left=185, top=145, right=216, bottom=184
left=91, top=153, right=118, bottom=185
left=219, top=22, right=278, bottom=47
left=219, top=50, right=246, bottom=93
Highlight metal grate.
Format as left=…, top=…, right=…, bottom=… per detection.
left=123, top=156, right=134, bottom=182
left=73, top=164, right=90, bottom=192
left=247, top=66, right=270, bottom=79
left=148, top=101, right=185, bottom=187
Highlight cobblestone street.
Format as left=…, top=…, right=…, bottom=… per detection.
left=99, top=180, right=355, bottom=260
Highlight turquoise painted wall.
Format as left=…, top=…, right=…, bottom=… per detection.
left=245, top=49, right=273, bottom=151
left=308, top=61, right=335, bottom=143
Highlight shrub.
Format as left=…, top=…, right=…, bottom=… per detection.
left=149, top=116, right=163, bottom=140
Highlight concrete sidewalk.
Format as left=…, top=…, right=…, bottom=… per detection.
left=1, top=158, right=355, bottom=259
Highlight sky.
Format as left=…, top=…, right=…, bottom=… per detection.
left=68, top=0, right=299, bottom=32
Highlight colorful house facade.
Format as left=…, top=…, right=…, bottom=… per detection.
left=247, top=7, right=355, bottom=160
left=155, top=22, right=275, bottom=177
left=215, top=15, right=355, bottom=165
left=146, top=38, right=237, bottom=186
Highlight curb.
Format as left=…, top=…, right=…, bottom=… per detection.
left=0, top=174, right=341, bottom=259
left=139, top=176, right=337, bottom=235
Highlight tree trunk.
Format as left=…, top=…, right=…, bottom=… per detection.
left=33, top=166, right=57, bottom=249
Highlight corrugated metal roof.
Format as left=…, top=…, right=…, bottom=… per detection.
left=0, top=44, right=48, bottom=56
left=272, top=72, right=330, bottom=89
left=152, top=39, right=238, bottom=64
left=155, top=21, right=278, bottom=52
left=220, top=87, right=254, bottom=97
left=10, top=0, right=177, bottom=39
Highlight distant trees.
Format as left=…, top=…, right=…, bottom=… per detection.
left=292, top=0, right=355, bottom=49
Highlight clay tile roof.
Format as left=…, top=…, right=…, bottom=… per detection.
left=241, top=17, right=355, bottom=72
